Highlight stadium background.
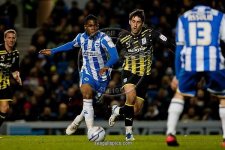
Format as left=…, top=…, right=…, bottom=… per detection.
left=0, top=0, right=225, bottom=135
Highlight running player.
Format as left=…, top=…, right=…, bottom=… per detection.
left=39, top=14, right=119, bottom=135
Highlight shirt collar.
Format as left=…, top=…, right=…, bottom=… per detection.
left=84, top=31, right=100, bottom=40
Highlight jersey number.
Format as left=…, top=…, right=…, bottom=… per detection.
left=189, top=22, right=211, bottom=46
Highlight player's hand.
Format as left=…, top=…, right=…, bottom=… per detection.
left=12, top=71, right=22, bottom=86
left=16, top=77, right=22, bottom=86
left=99, top=67, right=109, bottom=76
left=39, top=49, right=52, bottom=56
left=170, top=76, right=178, bottom=91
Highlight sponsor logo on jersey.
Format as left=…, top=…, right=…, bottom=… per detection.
left=0, top=63, right=12, bottom=68
left=123, top=78, right=127, bottom=83
left=12, top=58, right=15, bottom=63
left=84, top=77, right=89, bottom=81
left=159, top=34, right=167, bottom=41
left=95, top=42, right=100, bottom=47
left=83, top=51, right=99, bottom=57
left=127, top=47, right=145, bottom=53
left=126, top=42, right=130, bottom=47
left=142, top=37, right=147, bottom=44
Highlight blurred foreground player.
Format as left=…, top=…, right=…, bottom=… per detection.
left=166, top=0, right=225, bottom=147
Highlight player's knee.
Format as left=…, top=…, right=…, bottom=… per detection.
left=82, top=93, right=93, bottom=99
left=126, top=94, right=136, bottom=104
left=80, top=86, right=93, bottom=99
left=220, top=99, right=225, bottom=106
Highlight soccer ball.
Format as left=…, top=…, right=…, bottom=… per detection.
left=87, top=126, right=106, bottom=142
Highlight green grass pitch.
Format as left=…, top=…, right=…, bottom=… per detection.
left=0, top=135, right=224, bottom=150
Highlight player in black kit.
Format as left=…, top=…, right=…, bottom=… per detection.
left=109, top=9, right=175, bottom=141
left=0, top=29, right=22, bottom=131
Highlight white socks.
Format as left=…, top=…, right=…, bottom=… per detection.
left=125, top=126, right=132, bottom=134
left=72, top=114, right=84, bottom=125
left=166, top=98, right=184, bottom=135
left=114, top=106, right=120, bottom=116
left=219, top=105, right=225, bottom=139
left=71, top=99, right=94, bottom=130
left=83, top=99, right=94, bottom=130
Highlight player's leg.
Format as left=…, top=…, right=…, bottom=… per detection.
left=109, top=72, right=128, bottom=127
left=66, top=91, right=94, bottom=135
left=79, top=72, right=97, bottom=131
left=207, top=70, right=225, bottom=146
left=109, top=104, right=120, bottom=126
left=0, top=88, right=12, bottom=128
left=109, top=84, right=136, bottom=140
left=166, top=71, right=197, bottom=146
left=109, top=96, right=143, bottom=127
left=122, top=84, right=136, bottom=141
left=134, top=96, right=144, bottom=115
left=80, top=83, right=94, bottom=130
left=166, top=92, right=184, bottom=146
left=109, top=71, right=143, bottom=128
left=0, top=101, right=9, bottom=127
left=133, top=75, right=148, bottom=115
left=0, top=101, right=9, bottom=138
left=66, top=73, right=95, bottom=135
left=108, top=87, right=125, bottom=127
left=220, top=98, right=225, bottom=147
left=65, top=113, right=84, bottom=135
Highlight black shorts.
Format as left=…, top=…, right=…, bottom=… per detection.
left=0, top=88, right=13, bottom=101
left=122, top=70, right=150, bottom=98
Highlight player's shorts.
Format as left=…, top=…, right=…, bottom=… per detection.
left=80, top=71, right=109, bottom=96
left=178, top=69, right=225, bottom=97
left=0, top=87, right=13, bottom=101
left=121, top=70, right=149, bottom=99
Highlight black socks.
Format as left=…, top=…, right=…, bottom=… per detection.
left=123, top=105, right=134, bottom=126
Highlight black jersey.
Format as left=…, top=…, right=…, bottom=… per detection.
left=117, top=27, right=174, bottom=76
left=0, top=44, right=19, bottom=90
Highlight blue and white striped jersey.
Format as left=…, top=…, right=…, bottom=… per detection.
left=73, top=31, right=116, bottom=81
left=51, top=31, right=119, bottom=82
left=176, top=5, right=225, bottom=72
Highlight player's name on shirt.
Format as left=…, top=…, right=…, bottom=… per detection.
left=188, top=14, right=213, bottom=21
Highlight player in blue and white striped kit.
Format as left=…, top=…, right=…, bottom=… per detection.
left=166, top=0, right=225, bottom=146
left=39, top=14, right=119, bottom=135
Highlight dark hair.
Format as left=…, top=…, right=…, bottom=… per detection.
left=129, top=9, right=145, bottom=22
left=192, top=0, right=211, bottom=6
left=84, top=14, right=98, bottom=25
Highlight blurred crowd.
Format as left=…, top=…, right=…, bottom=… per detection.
left=1, top=0, right=225, bottom=122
